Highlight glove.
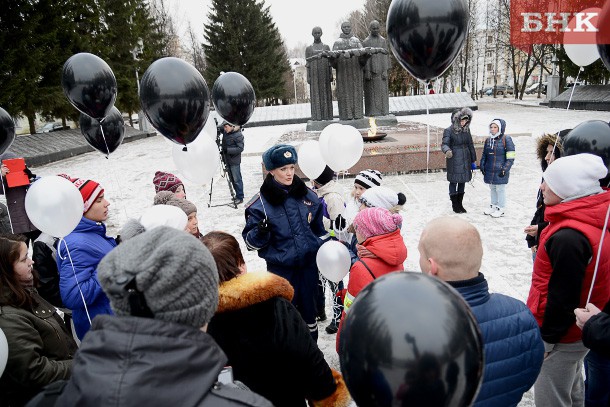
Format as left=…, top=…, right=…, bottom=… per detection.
left=257, top=218, right=271, bottom=233
left=499, top=169, right=506, bottom=178
left=333, top=214, right=346, bottom=231
left=445, top=150, right=453, bottom=159
left=471, top=162, right=477, bottom=170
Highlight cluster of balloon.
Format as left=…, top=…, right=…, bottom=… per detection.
left=386, top=0, right=470, bottom=83
left=316, top=241, right=351, bottom=283
left=298, top=140, right=327, bottom=180
left=598, top=0, right=610, bottom=72
left=339, top=272, right=484, bottom=406
left=25, top=176, right=84, bottom=238
left=62, top=53, right=118, bottom=120
left=212, top=72, right=256, bottom=126
left=0, top=107, right=16, bottom=155
left=562, top=120, right=610, bottom=184
left=79, top=106, right=125, bottom=155
left=140, top=57, right=210, bottom=147
left=563, top=8, right=600, bottom=68
left=171, top=134, right=220, bottom=184
left=318, top=123, right=364, bottom=172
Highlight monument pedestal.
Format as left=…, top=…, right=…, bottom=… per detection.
left=306, top=115, right=398, bottom=131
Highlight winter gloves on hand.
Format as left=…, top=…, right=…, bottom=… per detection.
left=445, top=150, right=453, bottom=159
left=258, top=218, right=271, bottom=233
left=499, top=169, right=506, bottom=178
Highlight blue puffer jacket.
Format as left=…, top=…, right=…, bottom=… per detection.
left=479, top=118, right=515, bottom=185
left=243, top=174, right=328, bottom=270
left=57, top=217, right=117, bottom=339
left=449, top=273, right=544, bottom=407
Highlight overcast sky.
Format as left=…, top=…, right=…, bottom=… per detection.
left=164, top=0, right=367, bottom=50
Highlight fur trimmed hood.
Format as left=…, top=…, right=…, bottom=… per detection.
left=216, top=271, right=294, bottom=313
left=451, top=107, right=473, bottom=132
left=536, top=133, right=563, bottom=171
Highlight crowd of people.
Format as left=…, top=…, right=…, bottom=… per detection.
left=0, top=109, right=609, bottom=407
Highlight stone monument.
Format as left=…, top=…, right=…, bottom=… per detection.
left=305, top=27, right=333, bottom=121
left=362, top=20, right=390, bottom=117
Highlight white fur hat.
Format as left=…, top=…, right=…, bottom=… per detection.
left=543, top=153, right=607, bottom=200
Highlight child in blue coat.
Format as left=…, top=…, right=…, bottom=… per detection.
left=479, top=119, right=515, bottom=218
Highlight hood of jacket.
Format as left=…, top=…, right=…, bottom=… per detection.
left=260, top=173, right=309, bottom=206
left=536, top=133, right=563, bottom=171
left=362, top=229, right=407, bottom=266
left=546, top=191, right=610, bottom=229
left=216, top=271, right=294, bottom=313
left=59, top=315, right=227, bottom=406
left=451, top=107, right=473, bottom=132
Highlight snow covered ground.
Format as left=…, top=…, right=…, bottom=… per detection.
left=29, top=100, right=609, bottom=406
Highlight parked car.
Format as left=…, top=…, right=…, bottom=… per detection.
left=479, top=86, right=494, bottom=96
left=38, top=122, right=69, bottom=133
left=485, top=85, right=514, bottom=96
left=525, top=82, right=547, bottom=95
left=565, top=82, right=584, bottom=90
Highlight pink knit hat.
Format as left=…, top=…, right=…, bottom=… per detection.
left=353, top=207, right=402, bottom=241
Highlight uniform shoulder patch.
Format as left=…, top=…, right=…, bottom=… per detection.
left=245, top=193, right=261, bottom=209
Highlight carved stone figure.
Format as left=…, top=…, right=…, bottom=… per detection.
left=305, top=27, right=333, bottom=121
left=363, top=20, right=390, bottom=117
left=330, top=22, right=367, bottom=121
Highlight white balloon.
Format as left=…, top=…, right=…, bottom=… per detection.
left=316, top=240, right=351, bottom=283
left=324, top=125, right=364, bottom=172
left=202, top=111, right=221, bottom=141
left=172, top=136, right=220, bottom=184
left=298, top=140, right=327, bottom=179
left=564, top=43, right=600, bottom=67
left=140, top=205, right=188, bottom=231
left=25, top=176, right=84, bottom=238
left=0, top=328, right=7, bottom=377
left=319, top=123, right=343, bottom=165
left=564, top=10, right=601, bottom=67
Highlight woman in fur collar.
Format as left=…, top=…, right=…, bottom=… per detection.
left=203, top=231, right=350, bottom=407
left=441, top=107, right=477, bottom=213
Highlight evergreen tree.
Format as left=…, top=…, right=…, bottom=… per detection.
left=204, top=0, right=290, bottom=103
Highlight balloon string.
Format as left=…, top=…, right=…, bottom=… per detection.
left=99, top=124, right=111, bottom=159
left=566, top=67, right=583, bottom=111
left=0, top=173, right=15, bottom=233
left=586, top=203, right=610, bottom=304
left=58, top=238, right=92, bottom=326
left=423, top=80, right=430, bottom=219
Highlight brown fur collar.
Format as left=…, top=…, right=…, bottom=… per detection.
left=309, top=369, right=352, bottom=407
left=216, top=271, right=294, bottom=313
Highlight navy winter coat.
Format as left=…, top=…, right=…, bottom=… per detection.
left=479, top=119, right=515, bottom=185
left=243, top=174, right=328, bottom=270
left=57, top=217, right=116, bottom=339
left=449, top=273, right=544, bottom=407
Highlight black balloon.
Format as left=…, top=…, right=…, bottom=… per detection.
left=79, top=107, right=125, bottom=155
left=140, top=57, right=210, bottom=146
left=339, top=272, right=483, bottom=407
left=563, top=120, right=610, bottom=170
left=62, top=53, right=117, bottom=120
left=387, top=0, right=469, bottom=82
left=212, top=72, right=256, bottom=126
left=0, top=108, right=15, bottom=156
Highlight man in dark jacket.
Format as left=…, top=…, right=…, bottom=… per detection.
left=29, top=227, right=272, bottom=407
left=575, top=300, right=610, bottom=406
left=243, top=144, right=329, bottom=341
left=527, top=153, right=610, bottom=407
left=419, top=216, right=544, bottom=407
left=221, top=122, right=245, bottom=204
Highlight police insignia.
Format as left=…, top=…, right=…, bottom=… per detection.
left=284, top=151, right=292, bottom=158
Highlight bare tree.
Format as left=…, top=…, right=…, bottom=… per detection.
left=150, top=0, right=181, bottom=57
left=184, top=22, right=206, bottom=73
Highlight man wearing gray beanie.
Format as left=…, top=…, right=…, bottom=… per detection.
left=527, top=153, right=610, bottom=407
left=30, top=227, right=271, bottom=407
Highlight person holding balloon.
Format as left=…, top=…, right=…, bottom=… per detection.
left=336, top=207, right=406, bottom=351
left=526, top=153, right=610, bottom=407
left=57, top=178, right=116, bottom=340
left=243, top=144, right=328, bottom=340
left=441, top=108, right=476, bottom=213
left=221, top=121, right=245, bottom=205
left=202, top=231, right=350, bottom=407
left=0, top=234, right=78, bottom=406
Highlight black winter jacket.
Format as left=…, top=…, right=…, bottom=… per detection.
left=221, top=128, right=244, bottom=165
left=583, top=300, right=610, bottom=358
left=45, top=315, right=272, bottom=407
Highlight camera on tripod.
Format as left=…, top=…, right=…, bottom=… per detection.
left=208, top=118, right=237, bottom=208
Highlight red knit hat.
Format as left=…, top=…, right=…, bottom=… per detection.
left=153, top=171, right=184, bottom=194
left=72, top=178, right=104, bottom=213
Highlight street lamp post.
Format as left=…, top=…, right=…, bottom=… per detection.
left=131, top=39, right=148, bottom=131
left=458, top=62, right=464, bottom=92
left=291, top=66, right=298, bottom=104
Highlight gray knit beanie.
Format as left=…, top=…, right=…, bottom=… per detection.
left=98, top=226, right=219, bottom=328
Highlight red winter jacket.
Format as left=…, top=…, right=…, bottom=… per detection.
left=336, top=228, right=407, bottom=351
left=527, top=191, right=610, bottom=344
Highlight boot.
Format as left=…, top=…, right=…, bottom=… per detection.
left=456, top=193, right=467, bottom=213
left=450, top=195, right=460, bottom=213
